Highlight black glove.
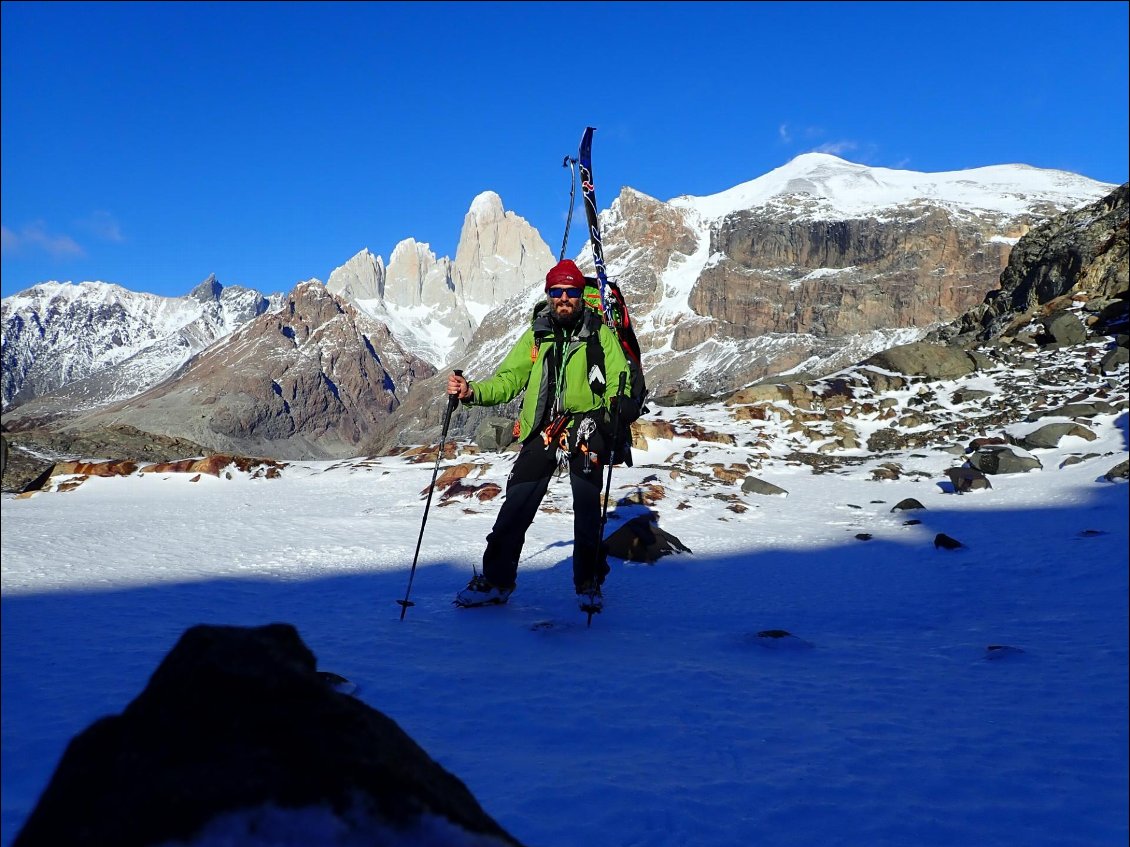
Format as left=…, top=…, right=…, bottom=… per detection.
left=609, top=396, right=639, bottom=424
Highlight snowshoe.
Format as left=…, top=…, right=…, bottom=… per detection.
left=576, top=581, right=603, bottom=615
left=454, top=574, right=514, bottom=608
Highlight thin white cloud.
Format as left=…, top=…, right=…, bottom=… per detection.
left=0, top=221, right=85, bottom=258
left=0, top=225, right=18, bottom=256
left=812, top=140, right=859, bottom=156
left=779, top=124, right=830, bottom=146
left=78, top=210, right=125, bottom=243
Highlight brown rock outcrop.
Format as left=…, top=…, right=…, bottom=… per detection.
left=690, top=208, right=1012, bottom=336
left=935, top=183, right=1129, bottom=343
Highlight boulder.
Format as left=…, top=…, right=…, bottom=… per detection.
left=1103, top=459, right=1129, bottom=482
left=945, top=467, right=992, bottom=493
left=1026, top=401, right=1116, bottom=421
left=934, top=533, right=965, bottom=550
left=968, top=445, right=1043, bottom=475
left=14, top=623, right=524, bottom=847
left=1019, top=423, right=1098, bottom=450
left=741, top=477, right=789, bottom=497
left=891, top=498, right=926, bottom=511
left=604, top=515, right=692, bottom=563
left=1042, top=312, right=1087, bottom=346
left=951, top=388, right=994, bottom=404
left=863, top=343, right=977, bottom=380
left=474, top=415, right=517, bottom=452
left=653, top=389, right=716, bottom=407
left=1100, top=346, right=1129, bottom=374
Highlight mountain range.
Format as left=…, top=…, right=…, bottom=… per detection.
left=1, top=153, right=1123, bottom=465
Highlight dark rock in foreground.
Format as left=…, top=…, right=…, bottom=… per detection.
left=14, top=623, right=524, bottom=847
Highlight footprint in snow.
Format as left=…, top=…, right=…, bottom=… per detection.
left=748, top=629, right=814, bottom=650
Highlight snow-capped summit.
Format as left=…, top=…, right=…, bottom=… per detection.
left=673, top=152, right=1112, bottom=221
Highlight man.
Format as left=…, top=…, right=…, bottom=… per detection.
left=448, top=259, right=632, bottom=612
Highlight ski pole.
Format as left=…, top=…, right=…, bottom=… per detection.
left=598, top=371, right=629, bottom=544
left=398, top=369, right=463, bottom=620
left=559, top=155, right=578, bottom=261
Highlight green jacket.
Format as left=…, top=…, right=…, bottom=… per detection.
left=467, top=305, right=631, bottom=442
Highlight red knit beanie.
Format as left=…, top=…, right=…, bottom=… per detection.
left=545, top=259, right=584, bottom=290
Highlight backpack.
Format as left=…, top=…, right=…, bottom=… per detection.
left=581, top=276, right=647, bottom=466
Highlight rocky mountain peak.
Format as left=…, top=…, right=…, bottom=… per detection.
left=326, top=249, right=385, bottom=302
left=327, top=193, right=554, bottom=369
left=453, top=192, right=554, bottom=311
left=42, top=282, right=438, bottom=460
left=467, top=190, right=505, bottom=221
left=383, top=239, right=453, bottom=310
left=187, top=274, right=223, bottom=303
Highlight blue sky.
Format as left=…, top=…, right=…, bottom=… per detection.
left=2, top=1, right=1127, bottom=299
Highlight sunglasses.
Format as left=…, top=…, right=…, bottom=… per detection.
left=548, top=287, right=584, bottom=299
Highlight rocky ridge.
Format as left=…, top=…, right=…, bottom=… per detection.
left=1, top=157, right=1119, bottom=466
left=17, top=281, right=437, bottom=463
left=326, top=191, right=555, bottom=367
left=1, top=275, right=281, bottom=412
left=591, top=156, right=1115, bottom=395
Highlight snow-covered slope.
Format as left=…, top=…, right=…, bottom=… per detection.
left=2, top=333, right=1126, bottom=847
left=1, top=276, right=280, bottom=411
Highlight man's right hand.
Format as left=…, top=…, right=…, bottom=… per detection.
left=447, top=373, right=472, bottom=400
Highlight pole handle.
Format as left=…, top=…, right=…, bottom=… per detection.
left=445, top=368, right=464, bottom=417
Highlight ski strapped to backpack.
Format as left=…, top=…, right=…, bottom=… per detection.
left=576, top=126, right=647, bottom=463
left=578, top=126, right=614, bottom=328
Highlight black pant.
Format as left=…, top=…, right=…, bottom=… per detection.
left=482, top=432, right=610, bottom=592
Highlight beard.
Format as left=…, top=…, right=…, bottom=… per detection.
left=550, top=298, right=582, bottom=328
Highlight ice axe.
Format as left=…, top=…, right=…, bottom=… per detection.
left=397, top=369, right=463, bottom=620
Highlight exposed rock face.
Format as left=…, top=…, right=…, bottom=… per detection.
left=13, top=623, right=524, bottom=847
left=335, top=193, right=555, bottom=369
left=325, top=248, right=385, bottom=301
left=454, top=191, right=556, bottom=310
left=933, top=183, right=1129, bottom=343
left=63, top=281, right=436, bottom=459
left=577, top=155, right=1114, bottom=397
left=595, top=193, right=1032, bottom=394
left=385, top=238, right=456, bottom=310
left=595, top=187, right=701, bottom=314
left=691, top=207, right=1012, bottom=335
